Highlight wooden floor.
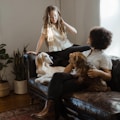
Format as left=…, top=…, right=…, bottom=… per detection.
left=0, top=92, right=77, bottom=119
left=0, top=91, right=32, bottom=113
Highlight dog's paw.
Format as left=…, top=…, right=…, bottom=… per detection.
left=35, top=77, right=44, bottom=83
left=39, top=79, right=45, bottom=83
left=35, top=78, right=41, bottom=83
left=35, top=78, right=45, bottom=84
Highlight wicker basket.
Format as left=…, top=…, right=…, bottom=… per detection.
left=0, top=81, right=10, bottom=97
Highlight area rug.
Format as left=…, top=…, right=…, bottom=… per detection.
left=0, top=104, right=76, bottom=120
left=0, top=104, right=41, bottom=120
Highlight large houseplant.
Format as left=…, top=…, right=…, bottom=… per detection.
left=13, top=46, right=28, bottom=94
left=0, top=43, right=13, bottom=97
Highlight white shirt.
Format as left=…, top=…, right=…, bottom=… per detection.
left=82, top=49, right=112, bottom=70
left=41, top=24, right=73, bottom=52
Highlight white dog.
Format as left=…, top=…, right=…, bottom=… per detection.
left=35, top=52, right=65, bottom=83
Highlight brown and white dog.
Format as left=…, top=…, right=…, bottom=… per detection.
left=35, top=52, right=65, bottom=83
left=68, top=52, right=110, bottom=92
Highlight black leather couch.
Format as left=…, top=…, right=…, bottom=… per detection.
left=24, top=52, right=120, bottom=120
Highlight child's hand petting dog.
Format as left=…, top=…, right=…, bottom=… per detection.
left=87, top=68, right=101, bottom=78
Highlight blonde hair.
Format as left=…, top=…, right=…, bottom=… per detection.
left=43, top=5, right=65, bottom=34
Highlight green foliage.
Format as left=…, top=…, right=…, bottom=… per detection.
left=0, top=44, right=13, bottom=81
left=13, top=45, right=28, bottom=80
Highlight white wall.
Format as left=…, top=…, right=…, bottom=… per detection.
left=0, top=0, right=58, bottom=89
left=0, top=0, right=59, bottom=54
left=61, top=0, right=100, bottom=45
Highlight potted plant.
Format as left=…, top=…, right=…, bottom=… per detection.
left=0, top=44, right=13, bottom=97
left=13, top=46, right=28, bottom=94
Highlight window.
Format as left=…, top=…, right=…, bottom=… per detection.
left=100, top=0, right=120, bottom=57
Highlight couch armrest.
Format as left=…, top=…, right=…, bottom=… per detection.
left=24, top=53, right=37, bottom=79
left=107, top=56, right=120, bottom=91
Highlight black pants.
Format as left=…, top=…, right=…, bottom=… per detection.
left=48, top=73, right=83, bottom=100
left=47, top=72, right=85, bottom=117
left=47, top=45, right=90, bottom=66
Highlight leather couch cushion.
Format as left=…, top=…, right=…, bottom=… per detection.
left=64, top=92, right=120, bottom=119
left=28, top=78, right=48, bottom=97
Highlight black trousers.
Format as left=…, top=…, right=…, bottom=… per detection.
left=47, top=72, right=85, bottom=117
left=48, top=73, right=81, bottom=100
left=47, top=45, right=90, bottom=66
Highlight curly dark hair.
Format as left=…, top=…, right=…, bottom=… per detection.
left=89, top=26, right=112, bottom=50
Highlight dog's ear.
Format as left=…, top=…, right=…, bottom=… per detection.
left=35, top=53, right=43, bottom=67
left=74, top=52, right=87, bottom=67
left=74, top=55, right=81, bottom=66
left=69, top=52, right=80, bottom=64
left=69, top=53, right=72, bottom=63
left=79, top=52, right=87, bottom=62
left=69, top=53, right=76, bottom=64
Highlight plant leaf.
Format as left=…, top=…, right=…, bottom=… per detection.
left=0, top=44, right=6, bottom=49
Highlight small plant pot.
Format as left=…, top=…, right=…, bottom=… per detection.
left=0, top=81, right=10, bottom=97
left=14, top=80, right=27, bottom=94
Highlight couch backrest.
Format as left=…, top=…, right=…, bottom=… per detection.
left=107, top=56, right=120, bottom=91
left=24, top=53, right=37, bottom=78
left=28, top=54, right=37, bottom=78
left=24, top=53, right=120, bottom=92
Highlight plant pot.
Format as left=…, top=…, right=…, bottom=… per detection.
left=0, top=81, right=10, bottom=97
left=14, top=80, right=27, bottom=94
